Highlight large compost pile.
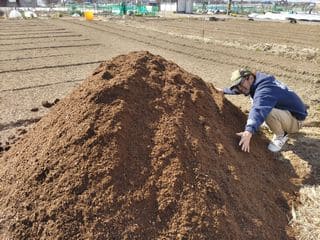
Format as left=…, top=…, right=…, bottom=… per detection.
left=0, top=51, right=296, bottom=240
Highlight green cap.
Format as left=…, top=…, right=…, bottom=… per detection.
left=230, top=69, right=252, bottom=89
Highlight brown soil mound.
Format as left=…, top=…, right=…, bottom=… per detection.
left=0, top=51, right=296, bottom=240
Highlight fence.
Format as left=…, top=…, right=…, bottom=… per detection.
left=66, top=3, right=159, bottom=16
left=192, top=3, right=317, bottom=15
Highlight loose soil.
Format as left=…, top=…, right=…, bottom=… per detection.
left=0, top=51, right=297, bottom=239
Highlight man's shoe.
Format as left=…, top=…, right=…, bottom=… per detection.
left=268, top=133, right=288, bottom=152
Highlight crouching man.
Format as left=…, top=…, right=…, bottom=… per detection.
left=219, top=69, right=307, bottom=153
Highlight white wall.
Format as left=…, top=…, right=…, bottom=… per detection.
left=160, top=2, right=176, bottom=12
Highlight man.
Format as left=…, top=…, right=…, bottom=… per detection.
left=219, top=69, right=307, bottom=153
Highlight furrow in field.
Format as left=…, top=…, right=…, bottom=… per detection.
left=0, top=34, right=82, bottom=40
left=0, top=60, right=103, bottom=74
left=0, top=53, right=72, bottom=62
left=0, top=78, right=84, bottom=92
left=0, top=38, right=91, bottom=46
left=0, top=31, right=73, bottom=36
left=70, top=20, right=319, bottom=82
left=0, top=43, right=102, bottom=52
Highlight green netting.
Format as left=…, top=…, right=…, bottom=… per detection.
left=66, top=3, right=159, bottom=16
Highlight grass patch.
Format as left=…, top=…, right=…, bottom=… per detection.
left=290, top=185, right=320, bottom=240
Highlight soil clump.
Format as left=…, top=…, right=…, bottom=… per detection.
left=0, top=51, right=296, bottom=239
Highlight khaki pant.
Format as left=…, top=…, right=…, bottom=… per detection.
left=265, top=108, right=302, bottom=136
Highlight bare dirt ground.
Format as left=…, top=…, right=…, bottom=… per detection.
left=0, top=16, right=319, bottom=238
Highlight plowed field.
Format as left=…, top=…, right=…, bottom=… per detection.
left=0, top=16, right=319, bottom=238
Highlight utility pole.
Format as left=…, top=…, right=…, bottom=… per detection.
left=227, top=0, right=231, bottom=15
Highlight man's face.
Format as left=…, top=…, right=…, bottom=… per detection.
left=235, top=75, right=252, bottom=96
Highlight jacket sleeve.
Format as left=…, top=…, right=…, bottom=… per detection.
left=245, top=89, right=278, bottom=133
left=223, top=87, right=240, bottom=95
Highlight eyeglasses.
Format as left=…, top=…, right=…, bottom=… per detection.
left=239, top=76, right=248, bottom=85
left=234, top=76, right=249, bottom=93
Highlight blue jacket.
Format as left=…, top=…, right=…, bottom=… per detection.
left=224, top=72, right=308, bottom=133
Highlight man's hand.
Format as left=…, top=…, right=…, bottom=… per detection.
left=215, top=87, right=224, bottom=94
left=236, top=131, right=252, bottom=152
